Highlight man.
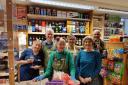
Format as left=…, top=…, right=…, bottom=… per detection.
left=93, top=30, right=106, bottom=85
left=93, top=30, right=105, bottom=56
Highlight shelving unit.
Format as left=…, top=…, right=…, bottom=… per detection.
left=27, top=14, right=91, bottom=21
left=104, top=42, right=128, bottom=85
left=93, top=14, right=104, bottom=39
left=24, top=4, right=93, bottom=47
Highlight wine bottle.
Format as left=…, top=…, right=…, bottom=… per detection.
left=35, top=20, right=39, bottom=32
left=29, top=36, right=32, bottom=46
left=31, top=19, right=35, bottom=32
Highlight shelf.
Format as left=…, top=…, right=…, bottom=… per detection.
left=54, top=33, right=70, bottom=35
left=28, top=32, right=89, bottom=36
left=28, top=32, right=45, bottom=35
left=72, top=33, right=88, bottom=36
left=27, top=14, right=91, bottom=21
left=93, top=27, right=103, bottom=30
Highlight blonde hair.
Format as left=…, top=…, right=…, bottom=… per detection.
left=32, top=39, right=42, bottom=47
left=67, top=34, right=76, bottom=41
left=57, top=37, right=66, bottom=45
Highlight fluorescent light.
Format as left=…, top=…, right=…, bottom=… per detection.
left=97, top=8, right=128, bottom=15
left=30, top=0, right=95, bottom=10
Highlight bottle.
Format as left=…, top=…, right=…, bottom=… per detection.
left=52, top=9, right=57, bottom=16
left=28, top=6, right=34, bottom=14
left=31, top=19, right=35, bottom=32
left=35, top=7, right=40, bottom=15
left=79, top=22, right=85, bottom=33
left=41, top=21, right=46, bottom=33
left=47, top=8, right=51, bottom=16
left=55, top=22, right=59, bottom=33
left=38, top=20, right=42, bottom=32
left=43, top=8, right=47, bottom=15
left=79, top=38, right=82, bottom=46
left=29, top=36, right=32, bottom=46
left=51, top=22, right=55, bottom=32
left=61, top=22, right=66, bottom=33
left=35, top=20, right=39, bottom=32
left=58, top=22, right=62, bottom=33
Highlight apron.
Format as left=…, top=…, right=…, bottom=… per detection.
left=48, top=51, right=69, bottom=80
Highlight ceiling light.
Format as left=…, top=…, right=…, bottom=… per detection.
left=30, top=0, right=95, bottom=10
left=97, top=8, right=128, bottom=15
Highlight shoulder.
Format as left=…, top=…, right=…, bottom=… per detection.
left=23, top=48, right=32, bottom=53
left=42, top=40, right=47, bottom=45
left=92, top=50, right=101, bottom=57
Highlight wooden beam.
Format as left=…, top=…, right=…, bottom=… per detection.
left=6, top=0, right=15, bottom=85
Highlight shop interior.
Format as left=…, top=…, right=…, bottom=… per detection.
left=0, top=0, right=128, bottom=85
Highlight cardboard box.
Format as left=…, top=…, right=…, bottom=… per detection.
left=57, top=10, right=62, bottom=17
left=67, top=12, right=79, bottom=18
left=61, top=11, right=67, bottom=18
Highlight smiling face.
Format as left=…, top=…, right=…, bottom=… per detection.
left=93, top=30, right=101, bottom=39
left=83, top=36, right=93, bottom=51
left=83, top=40, right=93, bottom=51
left=68, top=37, right=76, bottom=45
left=46, top=31, right=54, bottom=42
left=32, top=40, right=42, bottom=53
left=56, top=38, right=66, bottom=52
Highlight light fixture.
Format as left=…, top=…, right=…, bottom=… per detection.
left=30, top=0, right=95, bottom=10
left=96, top=7, right=128, bottom=15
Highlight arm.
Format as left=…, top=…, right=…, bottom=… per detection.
left=75, top=51, right=81, bottom=79
left=68, top=52, right=76, bottom=79
left=43, top=46, right=49, bottom=68
left=91, top=52, right=102, bottom=79
left=43, top=52, right=54, bottom=78
left=16, top=49, right=33, bottom=65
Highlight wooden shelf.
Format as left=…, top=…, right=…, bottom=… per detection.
left=54, top=33, right=70, bottom=35
left=72, top=33, right=88, bottom=36
left=27, top=14, right=91, bottom=21
left=28, top=32, right=45, bottom=35
left=93, top=27, right=103, bottom=30
left=28, top=32, right=88, bottom=36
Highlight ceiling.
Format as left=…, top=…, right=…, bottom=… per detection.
left=85, top=0, right=128, bottom=8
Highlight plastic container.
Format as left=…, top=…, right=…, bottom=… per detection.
left=45, top=80, right=64, bottom=85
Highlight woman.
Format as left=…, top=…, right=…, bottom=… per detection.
left=43, top=28, right=55, bottom=52
left=76, top=36, right=102, bottom=85
left=66, top=34, right=78, bottom=61
left=16, top=40, right=46, bottom=81
left=33, top=38, right=76, bottom=81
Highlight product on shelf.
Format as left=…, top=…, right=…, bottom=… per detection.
left=108, top=60, right=114, bottom=71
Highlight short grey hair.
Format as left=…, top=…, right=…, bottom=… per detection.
left=93, top=30, right=101, bottom=34
left=45, top=28, right=54, bottom=36
left=82, top=36, right=94, bottom=46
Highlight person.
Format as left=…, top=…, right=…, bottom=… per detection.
left=76, top=36, right=102, bottom=85
left=93, top=30, right=105, bottom=56
left=33, top=38, right=76, bottom=81
left=93, top=30, right=106, bottom=85
left=43, top=28, right=55, bottom=53
left=16, top=40, right=46, bottom=81
left=66, top=34, right=79, bottom=61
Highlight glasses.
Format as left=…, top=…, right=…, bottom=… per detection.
left=94, top=34, right=100, bottom=35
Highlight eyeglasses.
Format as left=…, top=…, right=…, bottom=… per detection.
left=94, top=34, right=100, bottom=35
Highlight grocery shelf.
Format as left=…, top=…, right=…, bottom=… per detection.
left=27, top=14, right=91, bottom=21
left=28, top=32, right=89, bottom=36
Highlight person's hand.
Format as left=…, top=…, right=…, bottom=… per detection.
left=32, top=75, right=45, bottom=81
left=31, top=65, right=41, bottom=70
left=84, top=77, right=92, bottom=83
left=79, top=76, right=86, bottom=84
left=71, top=76, right=76, bottom=81
left=27, top=59, right=34, bottom=64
